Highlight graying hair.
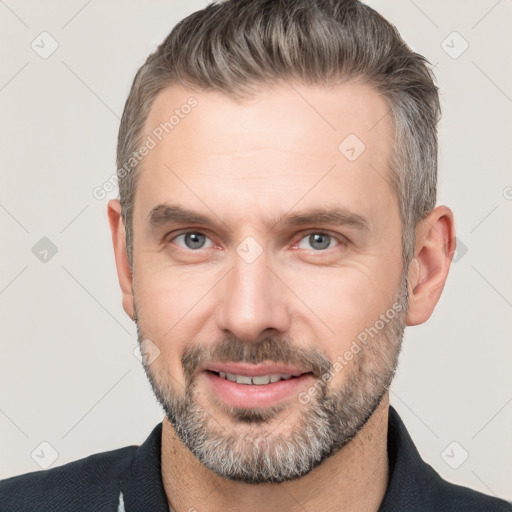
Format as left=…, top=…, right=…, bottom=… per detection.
left=117, top=0, right=440, bottom=272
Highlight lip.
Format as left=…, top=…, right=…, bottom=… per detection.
left=202, top=369, right=315, bottom=409
left=199, top=362, right=311, bottom=377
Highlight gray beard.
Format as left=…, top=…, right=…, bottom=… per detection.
left=135, top=274, right=408, bottom=484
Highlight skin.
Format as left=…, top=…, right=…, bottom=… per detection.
left=108, top=81, right=456, bottom=511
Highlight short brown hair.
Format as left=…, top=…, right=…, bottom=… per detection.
left=117, top=0, right=440, bottom=272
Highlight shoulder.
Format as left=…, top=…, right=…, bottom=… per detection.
left=422, top=463, right=512, bottom=511
left=382, top=406, right=512, bottom=511
left=0, top=444, right=137, bottom=512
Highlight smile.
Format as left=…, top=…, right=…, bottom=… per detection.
left=203, top=370, right=315, bottom=408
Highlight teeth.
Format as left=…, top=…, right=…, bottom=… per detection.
left=235, top=375, right=252, bottom=385
left=252, top=375, right=271, bottom=385
left=216, top=372, right=299, bottom=385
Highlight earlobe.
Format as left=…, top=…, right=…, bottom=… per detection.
left=107, top=199, right=135, bottom=321
left=405, top=206, right=456, bottom=326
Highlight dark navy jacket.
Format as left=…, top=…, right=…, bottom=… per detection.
left=1, top=406, right=510, bottom=511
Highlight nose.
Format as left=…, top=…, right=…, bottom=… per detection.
left=214, top=250, right=291, bottom=341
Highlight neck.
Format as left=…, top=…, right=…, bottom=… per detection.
left=161, top=395, right=390, bottom=512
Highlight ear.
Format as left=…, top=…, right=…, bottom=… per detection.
left=406, top=205, right=456, bottom=326
left=107, top=199, right=135, bottom=321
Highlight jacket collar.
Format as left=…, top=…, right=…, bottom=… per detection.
left=378, top=405, right=434, bottom=511
left=119, top=421, right=169, bottom=512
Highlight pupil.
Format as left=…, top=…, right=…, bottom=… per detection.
left=185, top=233, right=205, bottom=249
left=310, top=233, right=330, bottom=250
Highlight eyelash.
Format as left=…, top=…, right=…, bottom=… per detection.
left=167, top=230, right=347, bottom=252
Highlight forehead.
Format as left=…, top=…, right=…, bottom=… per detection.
left=135, top=81, right=397, bottom=231
left=145, top=80, right=392, bottom=156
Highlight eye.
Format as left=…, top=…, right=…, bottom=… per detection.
left=172, top=232, right=213, bottom=250
left=297, top=233, right=340, bottom=251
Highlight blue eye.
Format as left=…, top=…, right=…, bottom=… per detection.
left=298, top=233, right=340, bottom=251
left=173, top=232, right=213, bottom=250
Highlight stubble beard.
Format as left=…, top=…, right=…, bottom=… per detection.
left=135, top=274, right=408, bottom=484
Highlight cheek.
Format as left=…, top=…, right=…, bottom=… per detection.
left=133, top=268, right=210, bottom=368
left=288, top=265, right=398, bottom=352
left=135, top=263, right=211, bottom=319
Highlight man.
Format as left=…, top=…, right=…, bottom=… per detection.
left=1, top=0, right=510, bottom=510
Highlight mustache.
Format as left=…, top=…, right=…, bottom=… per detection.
left=180, top=333, right=332, bottom=383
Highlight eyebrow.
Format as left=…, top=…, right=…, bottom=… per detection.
left=281, top=208, right=370, bottom=232
left=148, top=204, right=215, bottom=228
left=147, top=203, right=370, bottom=233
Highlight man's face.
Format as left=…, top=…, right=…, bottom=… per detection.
left=130, top=81, right=408, bottom=483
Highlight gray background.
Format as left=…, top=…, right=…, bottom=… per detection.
left=1, top=0, right=511, bottom=502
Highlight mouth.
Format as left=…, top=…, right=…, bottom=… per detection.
left=200, top=364, right=315, bottom=409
